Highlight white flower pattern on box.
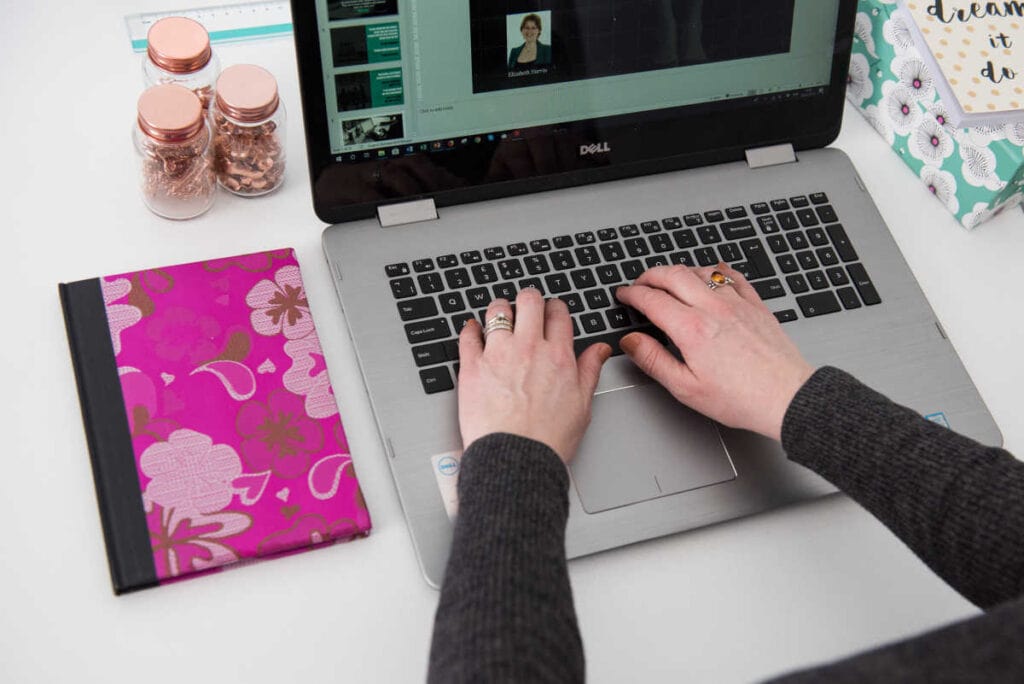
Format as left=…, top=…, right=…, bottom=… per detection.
left=847, top=53, right=873, bottom=105
left=882, top=12, right=914, bottom=54
left=883, top=82, right=922, bottom=136
left=854, top=13, right=877, bottom=58
left=910, top=117, right=954, bottom=166
left=959, top=143, right=1005, bottom=191
left=892, top=54, right=934, bottom=102
left=920, top=167, right=959, bottom=214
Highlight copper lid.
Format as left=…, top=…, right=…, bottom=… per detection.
left=147, top=17, right=212, bottom=74
left=215, top=64, right=280, bottom=123
left=137, top=84, right=205, bottom=142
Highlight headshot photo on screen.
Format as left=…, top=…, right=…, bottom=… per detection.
left=507, top=11, right=552, bottom=72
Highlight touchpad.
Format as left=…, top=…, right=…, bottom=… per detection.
left=570, top=384, right=736, bottom=514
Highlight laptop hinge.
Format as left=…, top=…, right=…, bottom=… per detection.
left=745, top=143, right=797, bottom=169
left=377, top=198, right=439, bottom=227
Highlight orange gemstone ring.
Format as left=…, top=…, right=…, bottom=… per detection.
left=706, top=270, right=735, bottom=291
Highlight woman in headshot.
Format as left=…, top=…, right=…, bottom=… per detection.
left=508, top=13, right=551, bottom=71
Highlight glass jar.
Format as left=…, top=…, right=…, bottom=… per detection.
left=134, top=84, right=216, bottom=219
left=143, top=16, right=219, bottom=108
left=211, top=64, right=287, bottom=196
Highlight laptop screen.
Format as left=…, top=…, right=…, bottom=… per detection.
left=292, top=1, right=854, bottom=222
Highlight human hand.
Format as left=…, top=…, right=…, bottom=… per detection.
left=615, top=264, right=815, bottom=441
left=457, top=288, right=612, bottom=463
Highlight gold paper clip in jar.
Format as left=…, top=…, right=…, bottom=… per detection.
left=133, top=84, right=216, bottom=219
left=143, top=16, right=219, bottom=108
left=212, top=65, right=287, bottom=197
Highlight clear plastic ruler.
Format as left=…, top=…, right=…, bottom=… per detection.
left=125, top=1, right=292, bottom=52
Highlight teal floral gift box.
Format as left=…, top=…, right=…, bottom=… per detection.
left=848, top=0, right=1024, bottom=228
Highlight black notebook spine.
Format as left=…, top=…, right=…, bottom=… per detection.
left=59, top=279, right=158, bottom=595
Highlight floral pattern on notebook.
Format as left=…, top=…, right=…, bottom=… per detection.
left=102, top=249, right=370, bottom=582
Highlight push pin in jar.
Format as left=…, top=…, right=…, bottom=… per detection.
left=143, top=16, right=219, bottom=108
left=211, top=64, right=287, bottom=197
left=133, top=84, right=216, bottom=219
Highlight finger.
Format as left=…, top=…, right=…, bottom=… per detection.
left=715, top=262, right=764, bottom=307
left=458, top=319, right=484, bottom=370
left=615, top=283, right=699, bottom=342
left=619, top=332, right=699, bottom=401
left=514, top=286, right=545, bottom=340
left=577, top=343, right=613, bottom=397
left=633, top=265, right=715, bottom=307
left=543, top=297, right=573, bottom=343
left=483, top=298, right=514, bottom=346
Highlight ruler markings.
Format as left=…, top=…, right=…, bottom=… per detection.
left=125, top=1, right=293, bottom=52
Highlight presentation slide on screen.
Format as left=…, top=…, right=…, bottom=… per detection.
left=331, top=23, right=401, bottom=68
left=328, top=0, right=398, bottom=21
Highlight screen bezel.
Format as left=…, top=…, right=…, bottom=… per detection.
left=291, top=0, right=857, bottom=225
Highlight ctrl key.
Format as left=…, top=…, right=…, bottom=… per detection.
left=420, top=366, right=454, bottom=394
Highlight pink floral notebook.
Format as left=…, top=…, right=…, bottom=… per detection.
left=60, top=249, right=371, bottom=594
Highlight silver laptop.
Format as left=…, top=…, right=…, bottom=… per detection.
left=291, top=0, right=1001, bottom=586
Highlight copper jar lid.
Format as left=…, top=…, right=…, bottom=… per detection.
left=147, top=17, right=212, bottom=73
left=215, top=65, right=280, bottom=123
left=137, top=84, right=205, bottom=142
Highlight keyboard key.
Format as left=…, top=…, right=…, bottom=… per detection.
left=544, top=273, right=572, bottom=294
left=757, top=215, right=780, bottom=234
left=405, top=318, right=451, bottom=344
left=439, top=292, right=466, bottom=313
left=420, top=366, right=453, bottom=394
left=622, top=260, right=645, bottom=279
left=606, top=307, right=632, bottom=328
left=597, top=264, right=623, bottom=284
left=806, top=227, right=829, bottom=246
left=573, top=325, right=665, bottom=358
left=720, top=219, right=756, bottom=240
left=796, top=208, right=819, bottom=227
left=847, top=263, right=881, bottom=305
left=559, top=292, right=585, bottom=313
left=704, top=209, right=724, bottom=223
left=470, top=263, right=497, bottom=285
left=411, top=342, right=446, bottom=367
left=598, top=228, right=618, bottom=241
left=670, top=251, right=695, bottom=266
left=777, top=212, right=799, bottom=230
left=466, top=287, right=491, bottom=308
left=698, top=225, right=722, bottom=244
left=445, top=268, right=471, bottom=289
left=645, top=255, right=669, bottom=268
left=826, top=267, right=849, bottom=287
left=484, top=246, right=505, bottom=260
left=507, top=243, right=528, bottom=256
left=816, top=247, right=839, bottom=267
left=751, top=202, right=771, bottom=215
left=412, top=259, right=435, bottom=272
left=460, top=250, right=482, bottom=264
left=795, top=250, right=819, bottom=270
left=787, top=232, right=809, bottom=251
left=386, top=262, right=410, bottom=277
left=437, top=254, right=459, bottom=268
left=767, top=235, right=789, bottom=254
left=825, top=224, right=859, bottom=262
left=836, top=286, right=861, bottom=310
left=574, top=231, right=596, bottom=245
left=776, top=254, right=799, bottom=274
left=492, top=282, right=517, bottom=300
left=796, top=291, right=841, bottom=318
left=390, top=277, right=417, bottom=299
left=725, top=206, right=748, bottom=219
left=518, top=278, right=544, bottom=294
left=673, top=228, right=698, bottom=249
left=809, top=192, right=829, bottom=205
left=786, top=273, right=809, bottom=294
left=695, top=247, right=718, bottom=266
left=442, top=339, right=460, bottom=360
left=770, top=199, right=790, bottom=211
left=571, top=269, right=597, bottom=289
left=789, top=195, right=810, bottom=208
left=718, top=243, right=742, bottom=262
left=553, top=235, right=573, bottom=249
left=572, top=319, right=580, bottom=337
left=575, top=246, right=600, bottom=266
left=451, top=314, right=476, bottom=333
left=580, top=312, right=607, bottom=333
left=529, top=239, right=551, bottom=252
left=619, top=224, right=640, bottom=237
left=585, top=288, right=611, bottom=309
left=752, top=278, right=786, bottom=300
left=640, top=221, right=661, bottom=234
left=397, top=297, right=438, bottom=321
left=739, top=239, right=775, bottom=278
left=418, top=272, right=444, bottom=294
left=625, top=238, right=650, bottom=257
left=806, top=270, right=829, bottom=290
left=551, top=250, right=576, bottom=270
left=774, top=309, right=798, bottom=323
left=599, top=242, right=625, bottom=261
left=650, top=234, right=674, bottom=253
left=524, top=255, right=550, bottom=275
left=498, top=259, right=525, bottom=280
left=662, top=217, right=682, bottom=229
left=683, top=213, right=703, bottom=226
left=816, top=205, right=838, bottom=224
left=731, top=261, right=755, bottom=280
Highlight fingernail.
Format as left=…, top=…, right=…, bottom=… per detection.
left=619, top=333, right=639, bottom=355
left=614, top=285, right=625, bottom=300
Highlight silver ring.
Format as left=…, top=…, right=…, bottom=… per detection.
left=706, top=270, right=735, bottom=290
left=483, top=313, right=514, bottom=339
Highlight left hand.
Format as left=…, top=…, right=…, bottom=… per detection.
left=457, top=288, right=612, bottom=464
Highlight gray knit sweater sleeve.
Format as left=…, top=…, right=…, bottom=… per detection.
left=428, top=432, right=583, bottom=683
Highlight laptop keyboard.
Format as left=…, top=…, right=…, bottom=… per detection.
left=385, top=192, right=881, bottom=395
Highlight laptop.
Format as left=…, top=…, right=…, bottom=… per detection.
left=290, top=0, right=1001, bottom=586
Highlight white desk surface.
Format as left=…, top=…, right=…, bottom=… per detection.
left=2, top=2, right=1022, bottom=682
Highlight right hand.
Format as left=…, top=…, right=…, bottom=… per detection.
left=615, top=263, right=815, bottom=441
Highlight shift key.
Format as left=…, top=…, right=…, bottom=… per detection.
left=405, top=318, right=452, bottom=343
left=847, top=263, right=881, bottom=305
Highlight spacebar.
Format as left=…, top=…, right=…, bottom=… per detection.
left=573, top=325, right=667, bottom=357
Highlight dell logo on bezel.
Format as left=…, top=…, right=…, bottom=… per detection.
left=580, top=142, right=611, bottom=156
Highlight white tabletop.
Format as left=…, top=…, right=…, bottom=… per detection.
left=3, top=3, right=1022, bottom=682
